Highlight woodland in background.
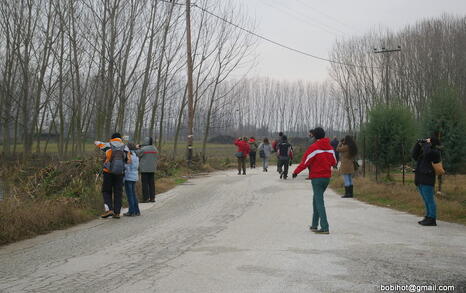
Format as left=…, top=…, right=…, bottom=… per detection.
left=0, top=0, right=464, bottom=163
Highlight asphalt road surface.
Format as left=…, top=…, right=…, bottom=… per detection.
left=0, top=169, right=465, bottom=293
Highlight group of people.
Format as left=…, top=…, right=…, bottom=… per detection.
left=234, top=127, right=443, bottom=233
left=95, top=133, right=158, bottom=219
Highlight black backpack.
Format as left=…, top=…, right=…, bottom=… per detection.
left=277, top=142, right=291, bottom=160
left=108, top=144, right=126, bottom=175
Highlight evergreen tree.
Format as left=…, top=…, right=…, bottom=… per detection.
left=424, top=86, right=466, bottom=173
left=362, top=104, right=417, bottom=180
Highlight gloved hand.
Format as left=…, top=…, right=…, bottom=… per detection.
left=292, top=173, right=297, bottom=179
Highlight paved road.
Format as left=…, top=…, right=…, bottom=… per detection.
left=0, top=169, right=465, bottom=293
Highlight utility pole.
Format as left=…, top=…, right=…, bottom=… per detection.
left=185, top=0, right=194, bottom=166
left=373, top=46, right=401, bottom=105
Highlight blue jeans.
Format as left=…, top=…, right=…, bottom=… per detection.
left=311, top=178, right=330, bottom=231
left=342, top=174, right=353, bottom=187
left=125, top=180, right=140, bottom=215
left=418, top=184, right=436, bottom=219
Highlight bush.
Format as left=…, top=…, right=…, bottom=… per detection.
left=423, top=86, right=466, bottom=173
left=208, top=135, right=235, bottom=144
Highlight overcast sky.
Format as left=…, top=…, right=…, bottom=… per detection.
left=235, top=0, right=466, bottom=82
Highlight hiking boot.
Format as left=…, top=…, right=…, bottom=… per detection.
left=419, top=217, right=437, bottom=226
left=280, top=172, right=283, bottom=179
left=112, top=213, right=120, bottom=219
left=101, top=210, right=114, bottom=218
left=238, top=172, right=241, bottom=175
left=309, top=226, right=318, bottom=232
left=134, top=212, right=141, bottom=216
left=265, top=168, right=268, bottom=172
left=313, top=229, right=330, bottom=234
left=341, top=186, right=353, bottom=198
left=418, top=217, right=428, bottom=225
left=242, top=172, right=246, bottom=175
left=123, top=212, right=133, bottom=217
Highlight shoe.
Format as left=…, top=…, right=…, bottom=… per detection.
left=418, top=217, right=428, bottom=224
left=283, top=175, right=288, bottom=180
left=341, top=186, right=353, bottom=198
left=112, top=213, right=120, bottom=219
left=265, top=168, right=267, bottom=172
left=149, top=199, right=155, bottom=202
left=238, top=172, right=241, bottom=175
left=123, top=212, right=133, bottom=217
left=280, top=172, right=283, bottom=179
left=419, top=217, right=437, bottom=226
left=309, top=226, right=318, bottom=232
left=101, top=210, right=114, bottom=218
left=313, top=229, right=329, bottom=234
left=242, top=172, right=246, bottom=175
left=134, top=212, right=141, bottom=216
left=349, top=185, right=354, bottom=197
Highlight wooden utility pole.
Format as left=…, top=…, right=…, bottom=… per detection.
left=373, top=46, right=401, bottom=105
left=185, top=0, right=194, bottom=166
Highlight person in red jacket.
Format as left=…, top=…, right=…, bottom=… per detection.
left=292, top=127, right=336, bottom=234
left=234, top=137, right=250, bottom=175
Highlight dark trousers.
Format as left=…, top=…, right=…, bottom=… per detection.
left=237, top=157, right=246, bottom=174
left=141, top=172, right=155, bottom=201
left=249, top=151, right=256, bottom=168
left=311, top=178, right=330, bottom=231
left=102, top=172, right=123, bottom=214
left=277, top=159, right=290, bottom=177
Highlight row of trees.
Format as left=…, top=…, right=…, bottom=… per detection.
left=0, top=0, right=255, bottom=156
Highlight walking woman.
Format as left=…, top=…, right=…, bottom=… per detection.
left=337, top=135, right=358, bottom=198
left=234, top=137, right=250, bottom=175
left=258, top=138, right=273, bottom=172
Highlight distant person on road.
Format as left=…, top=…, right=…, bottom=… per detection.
left=330, top=136, right=340, bottom=169
left=272, top=132, right=284, bottom=172
left=248, top=137, right=258, bottom=169
left=95, top=133, right=131, bottom=219
left=292, top=127, right=336, bottom=234
left=412, top=136, right=443, bottom=226
left=136, top=137, right=158, bottom=203
left=337, top=135, right=358, bottom=198
left=234, top=137, right=250, bottom=175
left=124, top=143, right=141, bottom=217
left=258, top=138, right=273, bottom=172
left=277, top=135, right=294, bottom=179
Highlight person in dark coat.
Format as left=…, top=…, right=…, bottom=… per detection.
left=412, top=136, right=442, bottom=226
left=276, top=135, right=293, bottom=179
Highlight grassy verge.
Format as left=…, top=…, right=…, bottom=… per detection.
left=0, top=150, right=235, bottom=246
left=330, top=172, right=466, bottom=225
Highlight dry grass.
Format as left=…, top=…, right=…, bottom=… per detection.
left=0, top=148, right=236, bottom=246
left=330, top=173, right=466, bottom=225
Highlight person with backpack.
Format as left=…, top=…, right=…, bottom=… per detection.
left=95, top=133, right=131, bottom=219
left=272, top=132, right=284, bottom=173
left=292, top=127, right=337, bottom=234
left=136, top=137, right=158, bottom=203
left=124, top=143, right=141, bottom=217
left=234, top=137, right=250, bottom=175
left=258, top=138, right=273, bottom=172
left=277, top=135, right=293, bottom=179
left=248, top=137, right=258, bottom=168
left=337, top=135, right=358, bottom=198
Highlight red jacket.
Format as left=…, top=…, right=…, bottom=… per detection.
left=234, top=139, right=250, bottom=156
left=293, top=137, right=336, bottom=179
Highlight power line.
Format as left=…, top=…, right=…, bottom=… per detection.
left=159, top=0, right=379, bottom=69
